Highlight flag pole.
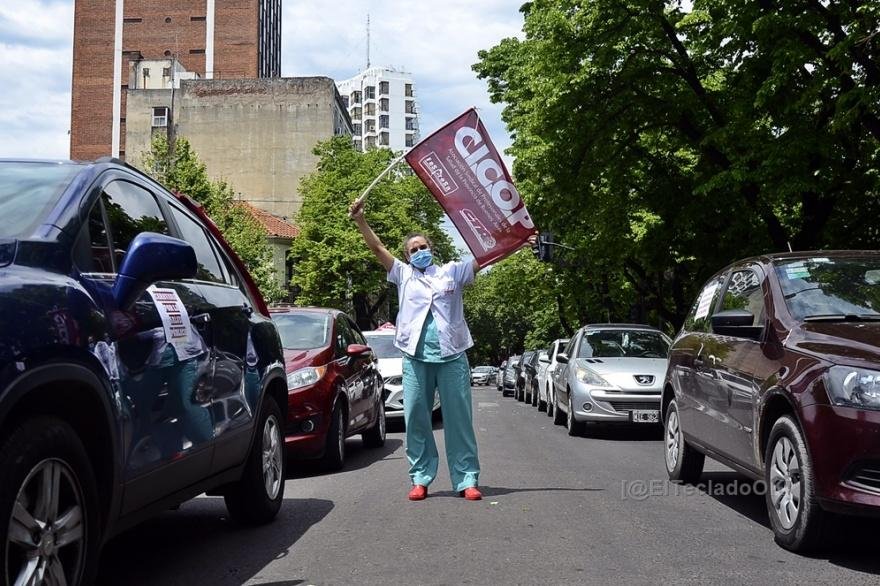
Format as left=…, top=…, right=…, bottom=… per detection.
left=354, top=151, right=408, bottom=206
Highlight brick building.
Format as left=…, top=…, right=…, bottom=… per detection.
left=70, top=0, right=281, bottom=160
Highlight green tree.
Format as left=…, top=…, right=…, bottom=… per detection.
left=464, top=250, right=567, bottom=364
left=289, top=136, right=455, bottom=328
left=475, top=0, right=880, bottom=329
left=141, top=135, right=285, bottom=303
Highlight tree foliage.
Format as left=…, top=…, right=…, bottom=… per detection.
left=289, top=136, right=456, bottom=329
left=141, top=134, right=285, bottom=303
left=473, top=0, right=880, bottom=335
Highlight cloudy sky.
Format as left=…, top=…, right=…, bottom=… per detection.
left=0, top=1, right=524, bottom=161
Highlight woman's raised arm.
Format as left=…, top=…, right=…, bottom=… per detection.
left=349, top=199, right=395, bottom=272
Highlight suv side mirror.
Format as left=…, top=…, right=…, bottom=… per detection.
left=112, top=232, right=197, bottom=310
left=711, top=309, right=763, bottom=340
left=347, top=343, right=371, bottom=357
left=556, top=353, right=569, bottom=364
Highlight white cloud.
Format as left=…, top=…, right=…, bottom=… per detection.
left=0, top=0, right=524, bottom=164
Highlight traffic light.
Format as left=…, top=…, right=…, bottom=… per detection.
left=538, top=231, right=554, bottom=262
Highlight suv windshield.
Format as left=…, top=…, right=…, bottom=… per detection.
left=578, top=330, right=670, bottom=359
left=272, top=313, right=330, bottom=350
left=775, top=257, right=880, bottom=321
left=0, top=162, right=81, bottom=238
left=473, top=366, right=492, bottom=372
left=364, top=334, right=403, bottom=359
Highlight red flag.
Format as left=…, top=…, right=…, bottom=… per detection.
left=405, top=108, right=536, bottom=267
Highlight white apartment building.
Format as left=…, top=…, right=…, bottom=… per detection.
left=336, top=67, right=419, bottom=152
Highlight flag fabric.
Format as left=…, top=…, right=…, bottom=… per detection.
left=404, top=108, right=536, bottom=267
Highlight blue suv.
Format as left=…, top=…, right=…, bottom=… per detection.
left=0, top=159, right=289, bottom=585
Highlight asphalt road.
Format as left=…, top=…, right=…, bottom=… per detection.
left=98, top=386, right=880, bottom=585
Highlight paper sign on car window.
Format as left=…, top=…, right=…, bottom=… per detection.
left=695, top=283, right=719, bottom=320
left=147, top=286, right=201, bottom=360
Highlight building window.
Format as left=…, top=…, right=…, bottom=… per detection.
left=191, top=15, right=206, bottom=21
left=379, top=98, right=389, bottom=112
left=152, top=107, right=169, bottom=127
left=365, top=120, right=375, bottom=133
left=353, top=123, right=362, bottom=136
left=351, top=107, right=362, bottom=121
left=365, top=85, right=375, bottom=100
left=189, top=49, right=205, bottom=55
left=164, top=50, right=171, bottom=57
left=379, top=132, right=389, bottom=146
left=406, top=118, right=416, bottom=131
left=405, top=100, right=416, bottom=114
left=341, top=95, right=349, bottom=108
left=379, top=81, right=389, bottom=94
left=405, top=83, right=413, bottom=97
left=365, top=103, right=376, bottom=116
left=162, top=67, right=172, bottom=78
left=379, top=115, right=389, bottom=129
left=406, top=135, right=414, bottom=147
left=351, top=90, right=361, bottom=104
left=164, top=17, right=172, bottom=23
left=365, top=136, right=377, bottom=149
left=123, top=17, right=142, bottom=23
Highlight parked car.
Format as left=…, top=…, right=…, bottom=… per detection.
left=516, top=351, right=536, bottom=401
left=553, top=324, right=671, bottom=435
left=663, top=252, right=880, bottom=552
left=0, top=158, right=289, bottom=585
left=522, top=351, right=542, bottom=406
left=270, top=307, right=385, bottom=471
left=501, top=355, right=520, bottom=396
left=471, top=365, right=495, bottom=385
left=362, top=327, right=441, bottom=421
left=537, top=338, right=570, bottom=414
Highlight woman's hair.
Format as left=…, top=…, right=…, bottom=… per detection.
left=401, top=232, right=434, bottom=260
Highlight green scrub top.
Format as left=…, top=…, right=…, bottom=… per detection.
left=412, top=311, right=462, bottom=363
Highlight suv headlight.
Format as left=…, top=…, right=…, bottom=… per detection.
left=575, top=367, right=612, bottom=387
left=287, top=365, right=327, bottom=390
left=826, top=366, right=880, bottom=410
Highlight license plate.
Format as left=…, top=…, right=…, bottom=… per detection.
left=631, top=410, right=659, bottom=423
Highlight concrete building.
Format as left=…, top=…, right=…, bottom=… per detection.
left=336, top=67, right=420, bottom=152
left=125, top=72, right=352, bottom=221
left=70, top=0, right=281, bottom=161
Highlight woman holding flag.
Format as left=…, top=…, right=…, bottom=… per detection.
left=349, top=198, right=485, bottom=501
left=349, top=109, right=536, bottom=501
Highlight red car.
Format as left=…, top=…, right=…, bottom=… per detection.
left=270, top=307, right=385, bottom=470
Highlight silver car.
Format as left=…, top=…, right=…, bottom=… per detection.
left=551, top=324, right=671, bottom=435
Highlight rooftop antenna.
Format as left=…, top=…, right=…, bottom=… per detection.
left=366, top=14, right=371, bottom=69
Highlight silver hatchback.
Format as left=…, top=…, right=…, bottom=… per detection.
left=551, top=324, right=671, bottom=435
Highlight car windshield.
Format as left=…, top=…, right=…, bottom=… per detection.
left=578, top=330, right=669, bottom=358
left=364, top=334, right=403, bottom=359
left=0, top=162, right=81, bottom=238
left=474, top=366, right=492, bottom=372
left=774, top=257, right=880, bottom=321
left=272, top=313, right=330, bottom=350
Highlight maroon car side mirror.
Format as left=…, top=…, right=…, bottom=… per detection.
left=346, top=343, right=372, bottom=357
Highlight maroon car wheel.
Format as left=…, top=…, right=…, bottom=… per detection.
left=764, top=415, right=829, bottom=552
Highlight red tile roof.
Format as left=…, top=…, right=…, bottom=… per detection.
left=239, top=201, right=300, bottom=239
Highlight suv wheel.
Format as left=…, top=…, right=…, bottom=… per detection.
left=362, top=398, right=386, bottom=448
left=1, top=417, right=99, bottom=586
left=321, top=403, right=346, bottom=471
left=566, top=396, right=585, bottom=436
left=664, top=399, right=704, bottom=484
left=224, top=395, right=285, bottom=525
left=764, top=415, right=828, bottom=552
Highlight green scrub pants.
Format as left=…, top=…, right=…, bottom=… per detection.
left=402, top=353, right=480, bottom=491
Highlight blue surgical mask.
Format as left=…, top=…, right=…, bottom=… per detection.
left=410, top=249, right=433, bottom=269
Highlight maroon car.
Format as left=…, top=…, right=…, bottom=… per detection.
left=270, top=307, right=385, bottom=470
left=663, top=251, right=880, bottom=552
